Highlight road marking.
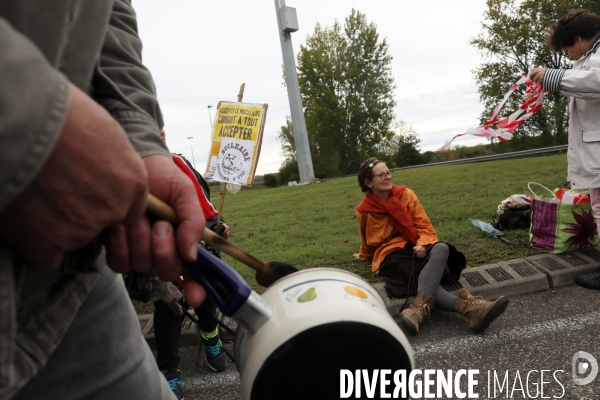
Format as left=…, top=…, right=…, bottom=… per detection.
left=183, top=369, right=240, bottom=391
left=412, top=311, right=600, bottom=357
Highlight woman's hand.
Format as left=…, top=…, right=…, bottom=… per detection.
left=352, top=253, right=361, bottom=260
left=220, top=223, right=231, bottom=239
left=528, top=67, right=546, bottom=84
left=413, top=245, right=427, bottom=259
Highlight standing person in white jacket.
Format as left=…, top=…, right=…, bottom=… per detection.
left=530, top=8, right=600, bottom=290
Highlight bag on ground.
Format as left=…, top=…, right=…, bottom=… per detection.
left=492, top=194, right=532, bottom=230
left=528, top=182, right=599, bottom=253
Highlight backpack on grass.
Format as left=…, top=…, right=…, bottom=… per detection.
left=492, top=194, right=532, bottom=230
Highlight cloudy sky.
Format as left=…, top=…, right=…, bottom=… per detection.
left=135, top=0, right=491, bottom=175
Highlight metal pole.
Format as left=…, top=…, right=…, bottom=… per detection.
left=208, top=105, right=214, bottom=131
left=274, top=0, right=315, bottom=183
left=187, top=136, right=196, bottom=167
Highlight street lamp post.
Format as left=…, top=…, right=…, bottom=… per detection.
left=208, top=105, right=214, bottom=131
left=274, top=0, right=315, bottom=183
left=187, top=136, right=196, bottom=167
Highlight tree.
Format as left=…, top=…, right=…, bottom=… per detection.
left=277, top=116, right=296, bottom=162
left=422, top=151, right=439, bottom=164
left=375, top=121, right=424, bottom=168
left=278, top=10, right=396, bottom=177
left=277, top=115, right=339, bottom=178
left=277, top=159, right=300, bottom=185
left=390, top=126, right=425, bottom=168
left=471, top=0, right=600, bottom=150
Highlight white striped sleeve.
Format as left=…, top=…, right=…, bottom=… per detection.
left=542, top=68, right=565, bottom=93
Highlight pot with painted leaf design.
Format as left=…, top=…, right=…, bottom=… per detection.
left=235, top=268, right=414, bottom=400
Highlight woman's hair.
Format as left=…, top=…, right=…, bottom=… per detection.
left=357, top=157, right=385, bottom=193
left=548, top=9, right=600, bottom=51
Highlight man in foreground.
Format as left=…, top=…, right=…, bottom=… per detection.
left=0, top=1, right=205, bottom=398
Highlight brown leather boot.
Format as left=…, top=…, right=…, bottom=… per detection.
left=455, top=288, right=509, bottom=333
left=399, top=291, right=435, bottom=336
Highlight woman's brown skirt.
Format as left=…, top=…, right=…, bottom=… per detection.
left=377, top=243, right=466, bottom=298
left=377, top=244, right=428, bottom=298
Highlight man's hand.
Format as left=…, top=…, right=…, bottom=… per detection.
left=0, top=82, right=207, bottom=306
left=146, top=155, right=206, bottom=306
left=103, top=154, right=207, bottom=307
left=0, top=83, right=148, bottom=272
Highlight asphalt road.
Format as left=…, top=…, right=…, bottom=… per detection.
left=174, top=285, right=600, bottom=399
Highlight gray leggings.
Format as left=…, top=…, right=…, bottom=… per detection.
left=418, top=243, right=457, bottom=311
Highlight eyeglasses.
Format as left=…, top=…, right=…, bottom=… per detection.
left=373, top=170, right=393, bottom=180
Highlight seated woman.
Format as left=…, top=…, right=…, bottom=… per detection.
left=353, top=157, right=509, bottom=335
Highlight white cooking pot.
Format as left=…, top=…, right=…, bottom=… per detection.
left=153, top=195, right=414, bottom=397
left=234, top=268, right=414, bottom=400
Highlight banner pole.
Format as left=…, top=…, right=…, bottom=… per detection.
left=216, top=83, right=246, bottom=227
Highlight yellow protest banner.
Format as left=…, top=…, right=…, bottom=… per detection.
left=204, top=101, right=268, bottom=186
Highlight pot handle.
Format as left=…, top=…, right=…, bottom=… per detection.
left=185, top=246, right=272, bottom=333
left=185, top=245, right=250, bottom=315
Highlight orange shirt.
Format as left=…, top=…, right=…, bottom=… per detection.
left=356, top=188, right=438, bottom=272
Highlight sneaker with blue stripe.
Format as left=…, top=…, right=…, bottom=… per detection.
left=197, top=325, right=226, bottom=372
left=164, top=369, right=184, bottom=400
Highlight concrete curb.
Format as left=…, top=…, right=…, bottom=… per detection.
left=141, top=244, right=600, bottom=349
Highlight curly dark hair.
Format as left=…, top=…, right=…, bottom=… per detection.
left=547, top=9, right=600, bottom=51
left=357, top=157, right=385, bottom=193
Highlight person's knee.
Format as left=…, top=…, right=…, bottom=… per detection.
left=431, top=242, right=449, bottom=259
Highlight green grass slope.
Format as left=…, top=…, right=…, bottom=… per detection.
left=220, top=153, right=570, bottom=291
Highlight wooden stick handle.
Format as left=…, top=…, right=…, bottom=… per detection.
left=147, top=193, right=264, bottom=271
left=147, top=194, right=178, bottom=225
left=215, top=183, right=226, bottom=227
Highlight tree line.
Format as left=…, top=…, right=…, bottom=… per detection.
left=275, top=1, right=600, bottom=186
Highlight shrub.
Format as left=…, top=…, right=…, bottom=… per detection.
left=263, top=173, right=279, bottom=187
left=278, top=159, right=300, bottom=184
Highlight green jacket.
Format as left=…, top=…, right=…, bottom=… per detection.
left=0, top=1, right=167, bottom=397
